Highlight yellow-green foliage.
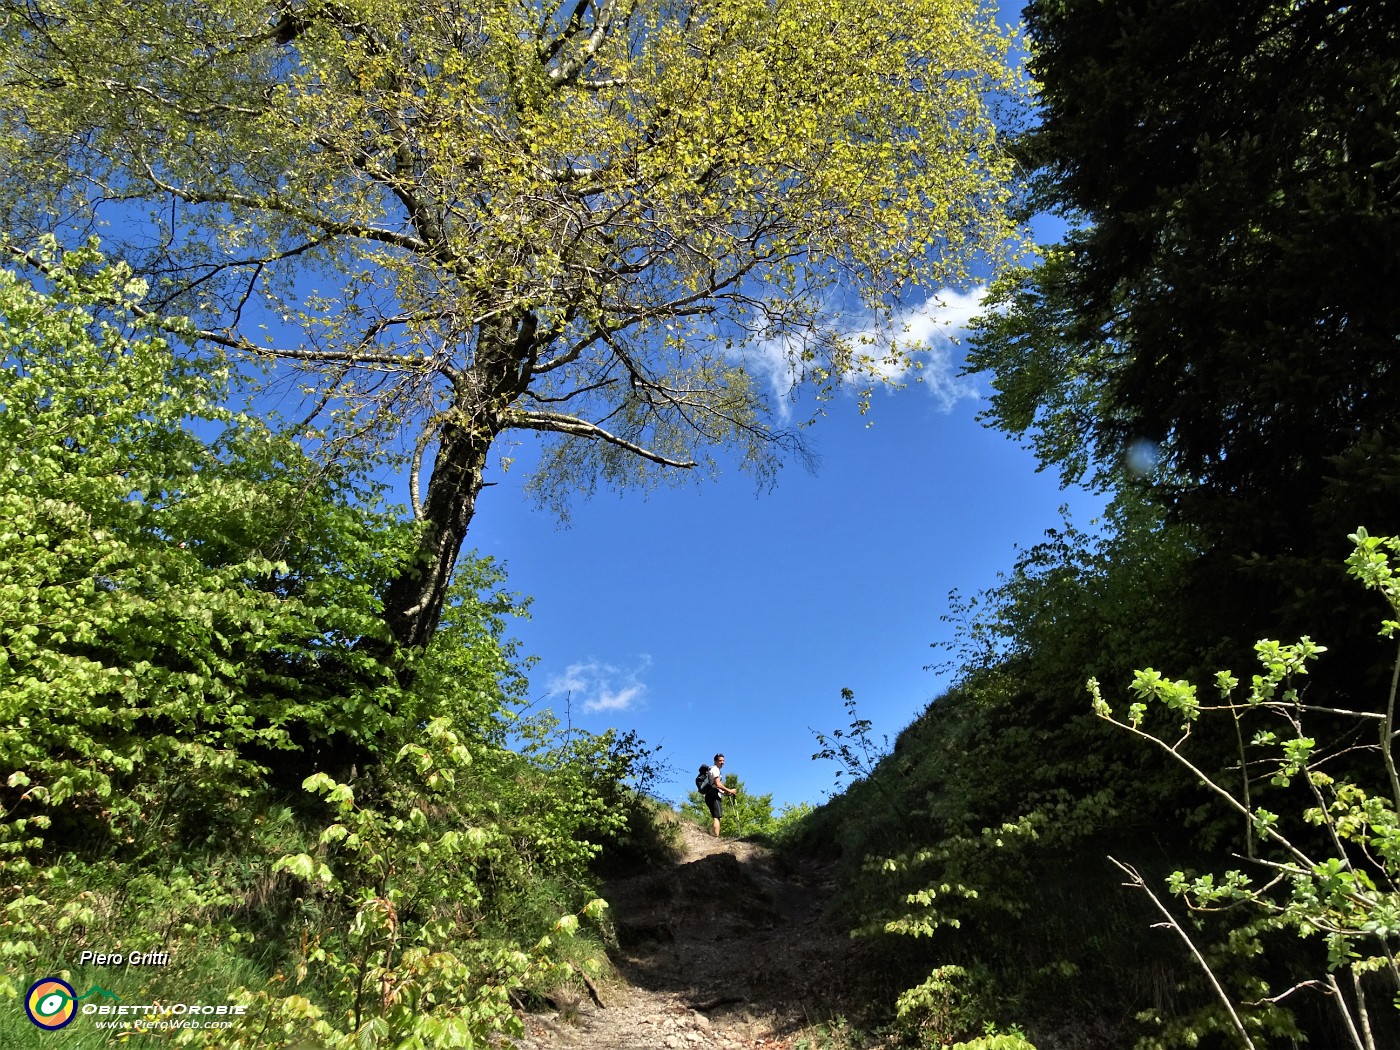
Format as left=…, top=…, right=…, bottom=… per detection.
left=0, top=0, right=1025, bottom=505
left=948, top=1030, right=1037, bottom=1050
left=0, top=240, right=414, bottom=855
left=0, top=253, right=637, bottom=1046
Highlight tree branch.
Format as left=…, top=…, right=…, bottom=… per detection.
left=547, top=0, right=629, bottom=88
left=142, top=167, right=436, bottom=256
left=1383, top=641, right=1400, bottom=813
left=504, top=408, right=696, bottom=468
left=2, top=242, right=444, bottom=373
left=1109, top=857, right=1260, bottom=1050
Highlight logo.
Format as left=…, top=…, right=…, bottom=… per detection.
left=25, top=978, right=76, bottom=1030
left=24, top=978, right=121, bottom=1030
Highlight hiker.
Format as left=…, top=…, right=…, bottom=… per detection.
left=700, top=753, right=738, bottom=837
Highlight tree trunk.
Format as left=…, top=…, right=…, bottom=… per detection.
left=381, top=414, right=493, bottom=649
left=381, top=312, right=535, bottom=650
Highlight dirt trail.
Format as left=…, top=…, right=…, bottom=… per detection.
left=511, top=821, right=856, bottom=1050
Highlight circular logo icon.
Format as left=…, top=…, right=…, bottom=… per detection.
left=25, top=978, right=77, bottom=1030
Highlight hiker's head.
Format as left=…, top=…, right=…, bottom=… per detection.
left=714, top=753, right=725, bottom=766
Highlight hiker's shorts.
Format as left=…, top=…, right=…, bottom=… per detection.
left=705, top=793, right=722, bottom=819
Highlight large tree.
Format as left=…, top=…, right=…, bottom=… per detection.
left=0, top=0, right=1023, bottom=649
left=968, top=0, right=1400, bottom=675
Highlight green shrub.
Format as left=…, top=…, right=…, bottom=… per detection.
left=0, top=243, right=648, bottom=1045
left=1091, top=529, right=1400, bottom=1049
left=681, top=773, right=803, bottom=840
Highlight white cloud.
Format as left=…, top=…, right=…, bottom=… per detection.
left=743, top=285, right=988, bottom=415
left=546, top=656, right=651, bottom=714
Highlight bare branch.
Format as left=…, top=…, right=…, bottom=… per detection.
left=410, top=418, right=442, bottom=521
left=1326, top=973, right=1371, bottom=1050
left=145, top=237, right=332, bottom=314
left=539, top=0, right=592, bottom=63
left=1293, top=704, right=1386, bottom=721
left=534, top=334, right=593, bottom=375
left=1383, top=641, right=1400, bottom=812
left=142, top=167, right=436, bottom=256
left=1353, top=968, right=1377, bottom=1050
left=1109, top=857, right=1260, bottom=1050
left=547, top=0, right=632, bottom=87
left=524, top=377, right=620, bottom=403
left=94, top=79, right=265, bottom=119
left=1246, top=979, right=1328, bottom=1006
left=504, top=408, right=696, bottom=468
left=1097, top=704, right=1314, bottom=869
left=2, top=241, right=446, bottom=374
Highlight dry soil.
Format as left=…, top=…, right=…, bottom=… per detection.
left=509, top=820, right=859, bottom=1050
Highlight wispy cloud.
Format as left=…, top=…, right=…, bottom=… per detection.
left=876, top=286, right=987, bottom=410
left=547, top=656, right=651, bottom=714
left=745, top=286, right=988, bottom=415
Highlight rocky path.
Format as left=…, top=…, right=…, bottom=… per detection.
left=511, top=821, right=856, bottom=1050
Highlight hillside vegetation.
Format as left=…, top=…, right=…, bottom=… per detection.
left=795, top=526, right=1400, bottom=1048
left=0, top=248, right=657, bottom=1047
left=4, top=1, right=1399, bottom=1048
left=783, top=2, right=1400, bottom=1047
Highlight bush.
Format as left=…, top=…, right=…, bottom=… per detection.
left=0, top=242, right=646, bottom=1046
left=681, top=774, right=809, bottom=842
left=1090, top=529, right=1400, bottom=1049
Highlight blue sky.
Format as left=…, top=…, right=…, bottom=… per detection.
left=451, top=0, right=1097, bottom=812
left=104, top=0, right=1081, bottom=812
left=461, top=295, right=1103, bottom=810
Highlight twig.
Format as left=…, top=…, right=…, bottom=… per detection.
left=1352, top=968, right=1375, bottom=1050
left=1325, top=973, right=1368, bottom=1050
left=1382, top=642, right=1400, bottom=814
left=1246, top=978, right=1326, bottom=1006
left=691, top=995, right=744, bottom=1012
left=1108, top=857, right=1257, bottom=1050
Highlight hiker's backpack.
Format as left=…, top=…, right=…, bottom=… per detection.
left=695, top=764, right=712, bottom=793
